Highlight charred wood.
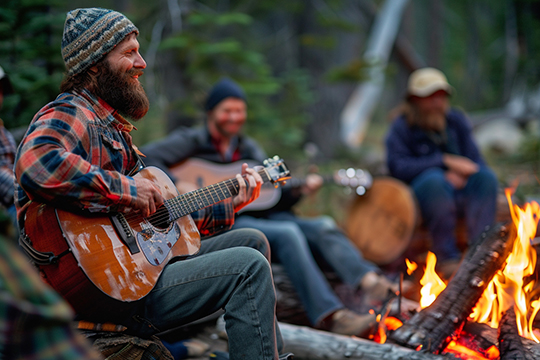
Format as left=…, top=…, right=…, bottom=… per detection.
left=388, top=222, right=513, bottom=353
left=498, top=307, right=535, bottom=360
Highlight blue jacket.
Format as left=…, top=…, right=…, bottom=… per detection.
left=385, top=108, right=485, bottom=184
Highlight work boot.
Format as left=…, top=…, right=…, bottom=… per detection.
left=326, top=309, right=376, bottom=336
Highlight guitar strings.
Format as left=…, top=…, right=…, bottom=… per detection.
left=121, top=179, right=239, bottom=227
left=119, top=166, right=273, bottom=227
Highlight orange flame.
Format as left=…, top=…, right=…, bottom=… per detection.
left=469, top=189, right=540, bottom=342
left=419, top=251, right=447, bottom=308
left=445, top=341, right=499, bottom=360
left=405, top=258, right=417, bottom=275
left=373, top=316, right=403, bottom=344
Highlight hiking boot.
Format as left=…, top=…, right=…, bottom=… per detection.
left=328, top=309, right=376, bottom=336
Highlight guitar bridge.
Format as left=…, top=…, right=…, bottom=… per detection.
left=111, top=213, right=140, bottom=254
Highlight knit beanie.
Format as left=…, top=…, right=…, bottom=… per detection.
left=61, top=8, right=139, bottom=76
left=205, top=78, right=246, bottom=111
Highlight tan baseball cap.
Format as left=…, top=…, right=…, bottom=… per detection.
left=407, top=67, right=453, bottom=98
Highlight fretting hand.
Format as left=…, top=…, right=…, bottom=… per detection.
left=232, top=163, right=263, bottom=212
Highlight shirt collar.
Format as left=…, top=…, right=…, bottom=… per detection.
left=78, top=89, right=136, bottom=133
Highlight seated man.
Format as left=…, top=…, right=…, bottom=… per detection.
left=143, top=78, right=413, bottom=336
left=385, top=67, right=498, bottom=278
left=15, top=8, right=282, bottom=360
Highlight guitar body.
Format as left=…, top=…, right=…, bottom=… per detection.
left=25, top=166, right=201, bottom=307
left=170, top=158, right=282, bottom=213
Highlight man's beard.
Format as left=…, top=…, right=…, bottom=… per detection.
left=417, top=111, right=447, bottom=132
left=94, top=62, right=149, bottom=120
left=406, top=103, right=448, bottom=132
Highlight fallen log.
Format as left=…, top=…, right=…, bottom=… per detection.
left=388, top=222, right=514, bottom=353
left=279, top=322, right=457, bottom=360
left=498, top=307, right=535, bottom=360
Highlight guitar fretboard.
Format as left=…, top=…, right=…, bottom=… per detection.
left=157, top=168, right=272, bottom=222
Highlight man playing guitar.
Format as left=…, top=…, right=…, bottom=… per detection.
left=15, top=8, right=284, bottom=360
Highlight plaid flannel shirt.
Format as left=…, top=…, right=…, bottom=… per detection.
left=0, top=121, right=16, bottom=208
left=15, top=89, right=234, bottom=236
left=0, top=237, right=103, bottom=359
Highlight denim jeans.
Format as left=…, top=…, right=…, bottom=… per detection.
left=124, top=228, right=281, bottom=360
left=411, top=166, right=498, bottom=262
left=233, top=213, right=378, bottom=326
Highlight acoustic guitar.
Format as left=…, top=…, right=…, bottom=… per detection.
left=22, top=157, right=290, bottom=303
left=170, top=158, right=373, bottom=213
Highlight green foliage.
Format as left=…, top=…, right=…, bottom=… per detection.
left=155, top=6, right=314, bottom=157
left=0, top=0, right=65, bottom=129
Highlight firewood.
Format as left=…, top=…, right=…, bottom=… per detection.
left=498, top=307, right=535, bottom=360
left=279, top=322, right=457, bottom=360
left=388, top=222, right=514, bottom=353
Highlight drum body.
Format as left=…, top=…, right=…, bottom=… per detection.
left=345, top=176, right=417, bottom=265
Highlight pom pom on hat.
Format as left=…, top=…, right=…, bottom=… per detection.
left=205, top=78, right=246, bottom=111
left=61, top=8, right=139, bottom=76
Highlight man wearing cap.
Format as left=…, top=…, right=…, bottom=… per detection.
left=14, top=8, right=283, bottom=360
left=142, top=77, right=422, bottom=337
left=385, top=67, right=498, bottom=278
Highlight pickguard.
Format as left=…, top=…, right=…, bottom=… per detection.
left=136, top=222, right=181, bottom=266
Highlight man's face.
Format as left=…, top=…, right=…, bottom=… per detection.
left=208, top=98, right=247, bottom=138
left=410, top=90, right=449, bottom=131
left=94, top=33, right=149, bottom=120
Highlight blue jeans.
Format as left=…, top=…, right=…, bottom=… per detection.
left=124, top=228, right=281, bottom=360
left=233, top=213, right=378, bottom=326
left=411, top=166, right=498, bottom=262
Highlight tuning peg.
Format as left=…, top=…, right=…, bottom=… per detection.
left=273, top=155, right=279, bottom=161
left=263, top=159, right=268, bottom=165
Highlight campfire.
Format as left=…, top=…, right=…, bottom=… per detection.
left=376, top=188, right=540, bottom=359
left=277, top=188, right=540, bottom=360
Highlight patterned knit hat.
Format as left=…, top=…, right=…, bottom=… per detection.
left=61, top=8, right=139, bottom=76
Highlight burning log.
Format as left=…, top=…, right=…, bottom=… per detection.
left=388, top=222, right=514, bottom=353
left=498, top=307, right=535, bottom=360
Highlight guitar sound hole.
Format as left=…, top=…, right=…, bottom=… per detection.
left=147, top=207, right=171, bottom=230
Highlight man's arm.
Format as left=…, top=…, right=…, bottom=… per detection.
left=15, top=104, right=159, bottom=214
left=385, top=119, right=445, bottom=183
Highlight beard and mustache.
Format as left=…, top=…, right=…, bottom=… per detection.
left=93, top=62, right=149, bottom=121
left=405, top=100, right=449, bottom=133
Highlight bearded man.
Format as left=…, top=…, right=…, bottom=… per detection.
left=385, top=68, right=498, bottom=279
left=14, top=8, right=285, bottom=360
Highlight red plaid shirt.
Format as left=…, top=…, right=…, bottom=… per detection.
left=15, top=89, right=234, bottom=235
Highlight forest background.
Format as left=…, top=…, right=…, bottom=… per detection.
left=1, top=0, right=540, bottom=221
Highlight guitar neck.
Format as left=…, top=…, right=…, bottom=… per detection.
left=164, top=167, right=272, bottom=221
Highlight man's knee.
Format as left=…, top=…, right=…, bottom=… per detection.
left=235, top=228, right=271, bottom=261
left=271, top=222, right=306, bottom=249
left=469, top=167, right=498, bottom=193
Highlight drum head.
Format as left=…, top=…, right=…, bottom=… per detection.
left=345, top=176, right=417, bottom=265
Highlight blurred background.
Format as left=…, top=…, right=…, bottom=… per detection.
left=1, top=0, right=540, bottom=221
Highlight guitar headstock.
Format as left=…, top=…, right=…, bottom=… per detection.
left=262, top=156, right=291, bottom=186
left=334, top=168, right=373, bottom=196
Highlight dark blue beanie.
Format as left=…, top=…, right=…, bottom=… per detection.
left=205, top=78, right=246, bottom=111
